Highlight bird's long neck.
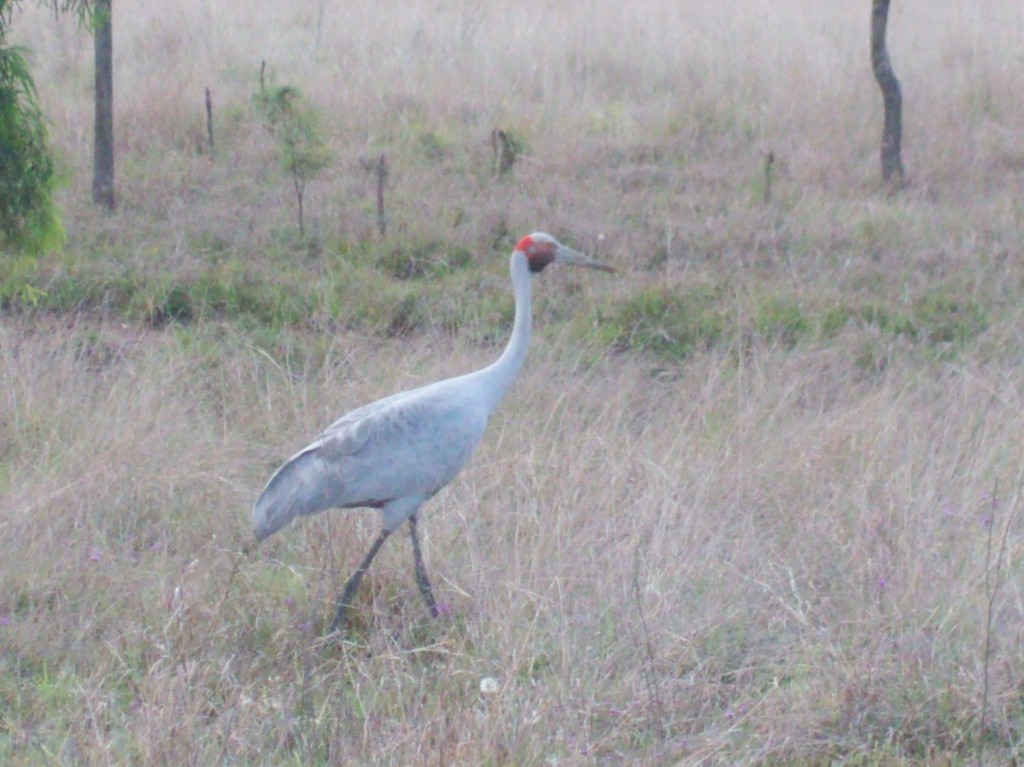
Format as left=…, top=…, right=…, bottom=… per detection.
left=477, top=251, right=532, bottom=410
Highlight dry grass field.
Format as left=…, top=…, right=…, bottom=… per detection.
left=2, top=0, right=1024, bottom=764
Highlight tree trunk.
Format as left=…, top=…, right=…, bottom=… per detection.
left=92, top=0, right=114, bottom=210
left=870, top=0, right=904, bottom=185
left=205, top=86, right=214, bottom=155
left=376, top=153, right=387, bottom=238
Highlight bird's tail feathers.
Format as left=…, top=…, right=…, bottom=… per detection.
left=253, top=446, right=344, bottom=541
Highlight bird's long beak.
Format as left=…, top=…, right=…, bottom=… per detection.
left=555, top=244, right=616, bottom=273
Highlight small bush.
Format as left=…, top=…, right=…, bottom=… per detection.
left=253, top=75, right=331, bottom=237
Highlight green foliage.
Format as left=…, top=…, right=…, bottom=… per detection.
left=2, top=2, right=94, bottom=26
left=587, top=282, right=988, bottom=362
left=415, top=130, right=449, bottom=162
left=857, top=290, right=987, bottom=347
left=253, top=75, right=331, bottom=236
left=603, top=283, right=728, bottom=360
left=0, top=40, right=64, bottom=254
left=911, top=289, right=988, bottom=345
left=820, top=305, right=854, bottom=337
left=859, top=302, right=916, bottom=338
left=327, top=273, right=426, bottom=337
left=754, top=296, right=808, bottom=348
left=0, top=253, right=45, bottom=306
left=376, top=240, right=473, bottom=280
left=124, top=270, right=311, bottom=329
left=0, top=250, right=312, bottom=330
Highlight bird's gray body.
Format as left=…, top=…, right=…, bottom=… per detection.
left=253, top=371, right=492, bottom=540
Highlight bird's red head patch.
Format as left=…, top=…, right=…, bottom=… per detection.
left=516, top=235, right=556, bottom=273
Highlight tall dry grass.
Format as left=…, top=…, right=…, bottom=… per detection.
left=2, top=0, right=1024, bottom=764
left=3, top=316, right=1024, bottom=763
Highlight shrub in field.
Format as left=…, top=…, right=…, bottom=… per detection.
left=0, top=36, right=63, bottom=253
left=253, top=73, right=331, bottom=238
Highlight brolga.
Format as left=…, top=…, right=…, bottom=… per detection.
left=253, top=233, right=614, bottom=633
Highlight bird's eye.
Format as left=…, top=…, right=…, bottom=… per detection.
left=527, top=246, right=556, bottom=273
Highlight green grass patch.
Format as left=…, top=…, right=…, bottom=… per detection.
left=375, top=239, right=474, bottom=280
left=599, top=283, right=729, bottom=359
left=587, top=282, right=989, bottom=362
left=911, top=289, right=988, bottom=345
left=0, top=239, right=992, bottom=369
left=753, top=296, right=809, bottom=348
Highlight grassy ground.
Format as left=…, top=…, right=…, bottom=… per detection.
left=2, top=0, right=1024, bottom=764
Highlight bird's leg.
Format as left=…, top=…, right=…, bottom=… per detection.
left=408, top=515, right=439, bottom=618
left=329, top=529, right=391, bottom=634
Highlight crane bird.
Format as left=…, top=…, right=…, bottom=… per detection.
left=253, top=233, right=614, bottom=633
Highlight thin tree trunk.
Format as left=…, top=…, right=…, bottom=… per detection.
left=376, top=153, right=387, bottom=238
left=92, top=0, right=114, bottom=210
left=294, top=175, right=305, bottom=237
left=205, top=86, right=214, bottom=156
left=870, top=0, right=904, bottom=185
